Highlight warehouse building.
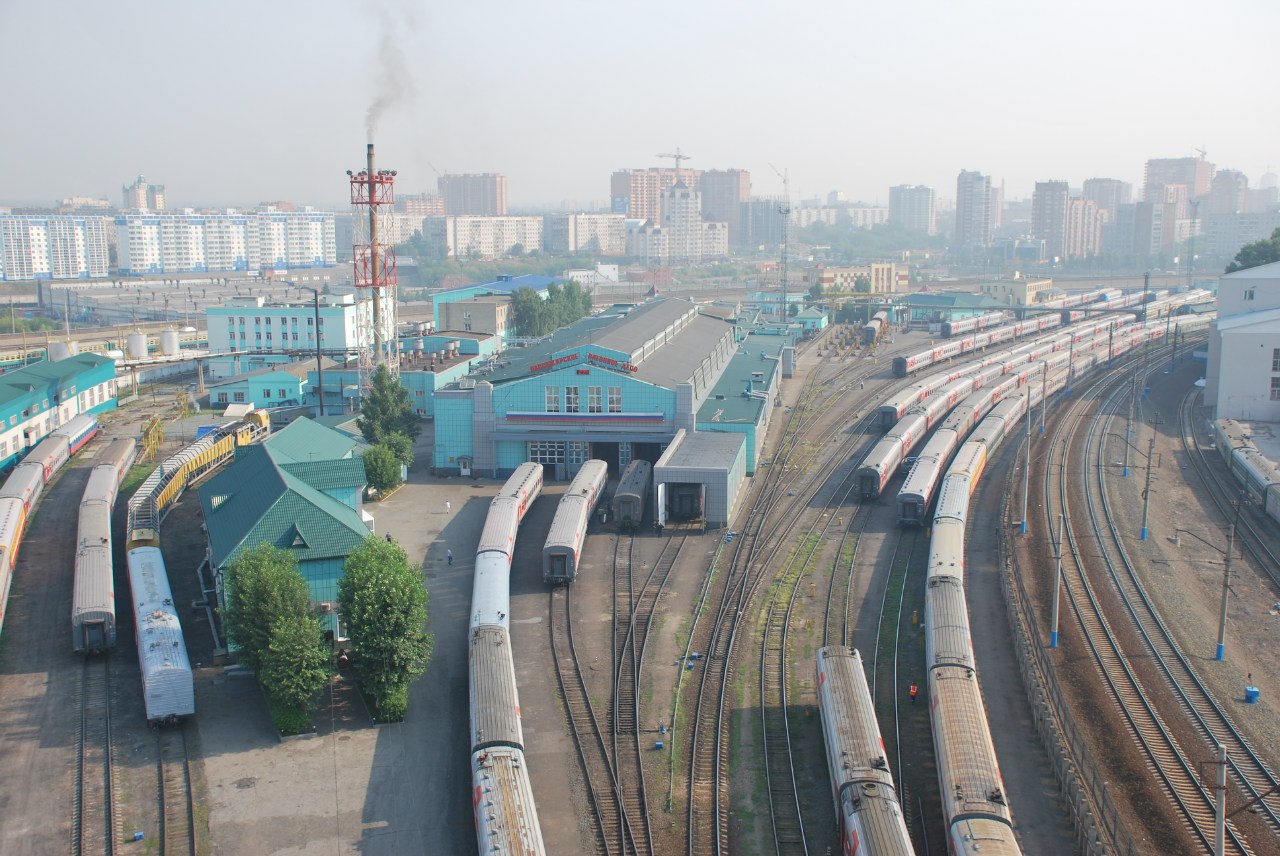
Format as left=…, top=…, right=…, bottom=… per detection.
left=1206, top=260, right=1280, bottom=421
left=433, top=298, right=792, bottom=523
left=654, top=430, right=746, bottom=527
left=0, top=353, right=118, bottom=469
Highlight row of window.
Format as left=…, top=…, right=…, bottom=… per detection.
left=230, top=316, right=324, bottom=327
left=233, top=331, right=316, bottom=341
left=215, top=388, right=292, bottom=404
left=545, top=385, right=623, bottom=414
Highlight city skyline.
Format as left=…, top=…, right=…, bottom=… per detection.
left=1, top=0, right=1277, bottom=210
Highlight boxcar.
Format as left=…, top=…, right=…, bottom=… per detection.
left=613, top=460, right=652, bottom=530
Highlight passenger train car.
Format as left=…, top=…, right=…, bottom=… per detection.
left=817, top=646, right=915, bottom=856
left=72, top=438, right=137, bottom=653
left=862, top=310, right=890, bottom=345
left=0, top=413, right=101, bottom=636
left=940, top=311, right=1009, bottom=339
left=613, top=459, right=652, bottom=530
left=469, top=462, right=547, bottom=855
left=542, top=460, right=608, bottom=584
left=1214, top=419, right=1280, bottom=525
left=125, top=411, right=269, bottom=723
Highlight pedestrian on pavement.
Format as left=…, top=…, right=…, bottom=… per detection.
left=447, top=548, right=453, bottom=566
left=385, top=532, right=393, bottom=543
left=909, top=683, right=918, bottom=705
left=445, top=500, right=451, bottom=514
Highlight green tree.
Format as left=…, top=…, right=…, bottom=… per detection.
left=510, top=287, right=549, bottom=336
left=383, top=431, right=414, bottom=468
left=338, top=537, right=433, bottom=720
left=357, top=364, right=420, bottom=442
left=362, top=444, right=403, bottom=492
left=854, top=274, right=872, bottom=294
left=808, top=281, right=823, bottom=300
left=788, top=302, right=800, bottom=317
left=1225, top=228, right=1280, bottom=273
left=260, top=614, right=330, bottom=711
left=222, top=544, right=312, bottom=673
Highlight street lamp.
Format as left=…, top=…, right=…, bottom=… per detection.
left=298, top=286, right=326, bottom=417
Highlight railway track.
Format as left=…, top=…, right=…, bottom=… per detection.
left=1041, top=342, right=1257, bottom=854
left=552, top=583, right=639, bottom=856
left=74, top=657, right=117, bottom=856
left=869, top=527, right=921, bottom=792
left=157, top=724, right=197, bottom=855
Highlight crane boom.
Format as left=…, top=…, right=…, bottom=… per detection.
left=657, top=147, right=691, bottom=171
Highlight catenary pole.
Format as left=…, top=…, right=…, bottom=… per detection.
left=1051, top=512, right=1064, bottom=647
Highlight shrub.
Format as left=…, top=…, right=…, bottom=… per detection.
left=266, top=693, right=312, bottom=736
left=376, top=685, right=409, bottom=722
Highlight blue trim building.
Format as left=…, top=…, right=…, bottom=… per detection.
left=430, top=274, right=561, bottom=328
left=0, top=353, right=118, bottom=469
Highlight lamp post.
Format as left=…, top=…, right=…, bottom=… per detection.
left=299, top=286, right=326, bottom=416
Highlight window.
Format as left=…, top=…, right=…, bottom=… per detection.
left=266, top=332, right=272, bottom=341
left=254, top=317, right=261, bottom=325
left=528, top=440, right=565, bottom=463
left=233, top=391, right=245, bottom=403
left=567, top=441, right=588, bottom=466
left=8, top=417, right=14, bottom=427
left=565, top=386, right=580, bottom=412
left=216, top=393, right=228, bottom=404
left=263, top=389, right=272, bottom=398
left=307, top=317, right=314, bottom=326
left=1273, top=348, right=1280, bottom=373
left=588, top=386, right=602, bottom=413
left=545, top=385, right=560, bottom=413
left=265, top=317, right=272, bottom=326
left=608, top=387, right=622, bottom=413
left=1273, top=377, right=1280, bottom=402
left=292, top=332, right=298, bottom=341
left=279, top=389, right=288, bottom=399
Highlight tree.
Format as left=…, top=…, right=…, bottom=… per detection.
left=383, top=432, right=414, bottom=468
left=808, top=282, right=824, bottom=300
left=1225, top=228, right=1280, bottom=273
left=259, top=615, right=330, bottom=711
left=337, top=537, right=433, bottom=720
left=222, top=544, right=312, bottom=673
left=510, top=287, right=549, bottom=336
left=363, top=444, right=403, bottom=492
left=788, top=302, right=800, bottom=317
left=854, top=274, right=872, bottom=294
left=358, top=364, right=419, bottom=442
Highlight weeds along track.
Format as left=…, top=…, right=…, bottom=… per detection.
left=157, top=723, right=197, bottom=855
left=1041, top=341, right=1260, bottom=854
left=74, top=657, right=118, bottom=856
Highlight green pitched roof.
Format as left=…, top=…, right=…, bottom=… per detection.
left=0, top=353, right=114, bottom=407
left=904, top=292, right=1003, bottom=309
left=796, top=306, right=827, bottom=319
left=200, top=420, right=371, bottom=569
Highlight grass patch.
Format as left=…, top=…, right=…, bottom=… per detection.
left=119, top=462, right=154, bottom=501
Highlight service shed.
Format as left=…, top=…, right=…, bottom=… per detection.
left=654, top=429, right=746, bottom=528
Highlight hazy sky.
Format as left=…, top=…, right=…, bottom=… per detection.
left=3, top=0, right=1276, bottom=210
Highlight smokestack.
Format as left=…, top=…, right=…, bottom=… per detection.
left=367, top=143, right=383, bottom=364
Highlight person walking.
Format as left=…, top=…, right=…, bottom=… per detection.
left=445, top=500, right=451, bottom=515
left=909, top=683, right=918, bottom=705
left=447, top=548, right=453, bottom=566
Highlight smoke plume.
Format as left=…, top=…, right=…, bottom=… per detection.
left=365, top=0, right=417, bottom=142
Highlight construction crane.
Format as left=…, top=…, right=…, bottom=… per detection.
left=657, top=147, right=691, bottom=171
left=770, top=163, right=792, bottom=323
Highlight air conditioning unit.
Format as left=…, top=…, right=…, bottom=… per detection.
left=319, top=602, right=334, bottom=614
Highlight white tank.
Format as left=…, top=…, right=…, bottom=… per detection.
left=126, top=331, right=148, bottom=360
left=49, top=341, right=72, bottom=361
left=160, top=329, right=181, bottom=356
left=106, top=349, right=125, bottom=361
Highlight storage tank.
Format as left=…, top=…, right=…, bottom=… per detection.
left=160, top=329, right=181, bottom=356
left=49, top=341, right=72, bottom=361
left=126, top=331, right=148, bottom=360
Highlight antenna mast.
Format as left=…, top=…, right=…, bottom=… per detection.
left=349, top=144, right=398, bottom=386
left=770, top=164, right=791, bottom=322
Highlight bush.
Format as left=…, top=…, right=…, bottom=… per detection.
left=375, top=685, right=409, bottom=722
left=363, top=444, right=403, bottom=492
left=222, top=545, right=311, bottom=673
left=266, top=693, right=312, bottom=736
left=383, top=432, right=414, bottom=468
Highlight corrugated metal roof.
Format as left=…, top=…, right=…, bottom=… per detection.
left=261, top=416, right=366, bottom=462
left=696, top=334, right=786, bottom=425
left=0, top=353, right=113, bottom=407
left=280, top=458, right=367, bottom=491
left=904, top=292, right=1004, bottom=309
left=631, top=314, right=734, bottom=388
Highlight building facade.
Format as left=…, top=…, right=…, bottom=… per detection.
left=1031, top=181, right=1070, bottom=259
left=955, top=170, right=992, bottom=247
left=1082, top=178, right=1132, bottom=221
left=1144, top=156, right=1214, bottom=203
left=0, top=215, right=110, bottom=281
left=813, top=263, right=902, bottom=294
left=122, top=175, right=166, bottom=211
left=543, top=213, right=627, bottom=256
left=1063, top=196, right=1102, bottom=258
left=0, top=354, right=118, bottom=470
left=423, top=215, right=543, bottom=260
left=610, top=167, right=700, bottom=223
left=888, top=185, right=937, bottom=235
left=438, top=173, right=508, bottom=216
left=1207, top=261, right=1280, bottom=420
left=116, top=209, right=337, bottom=275
left=699, top=169, right=751, bottom=246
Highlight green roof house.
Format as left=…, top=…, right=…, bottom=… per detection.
left=199, top=418, right=372, bottom=620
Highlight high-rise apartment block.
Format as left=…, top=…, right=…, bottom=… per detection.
left=1064, top=197, right=1101, bottom=258
left=0, top=215, right=110, bottom=281
left=1143, top=156, right=1213, bottom=205
left=663, top=182, right=704, bottom=263
left=888, top=185, right=937, bottom=235
left=543, top=213, right=627, bottom=256
left=955, top=170, right=992, bottom=247
left=397, top=193, right=445, bottom=217
left=424, top=215, right=543, bottom=260
left=115, top=209, right=337, bottom=275
left=438, top=174, right=508, bottom=216
left=610, top=168, right=700, bottom=223
left=1031, top=181, right=1070, bottom=259
left=122, top=175, right=166, bottom=211
left=699, top=169, right=751, bottom=246
left=1206, top=170, right=1251, bottom=215
left=1081, top=178, right=1132, bottom=220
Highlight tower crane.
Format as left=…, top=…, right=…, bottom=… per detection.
left=657, top=147, right=691, bottom=171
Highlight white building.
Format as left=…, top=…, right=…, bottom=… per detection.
left=0, top=215, right=110, bottom=281
left=1207, top=261, right=1280, bottom=421
left=423, top=215, right=543, bottom=260
left=544, top=213, right=627, bottom=256
left=205, top=293, right=386, bottom=380
left=115, top=209, right=337, bottom=274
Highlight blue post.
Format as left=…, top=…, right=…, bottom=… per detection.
left=1216, top=643, right=1225, bottom=661
left=1141, top=527, right=1148, bottom=540
left=1050, top=630, right=1058, bottom=648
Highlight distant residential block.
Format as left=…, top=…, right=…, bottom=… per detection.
left=115, top=209, right=337, bottom=275
left=0, top=215, right=110, bottom=281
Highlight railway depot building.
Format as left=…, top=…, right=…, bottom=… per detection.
left=433, top=298, right=789, bottom=507
left=0, top=353, right=118, bottom=469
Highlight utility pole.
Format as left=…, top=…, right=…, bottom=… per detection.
left=1141, top=435, right=1155, bottom=540
left=1215, top=743, right=1227, bottom=856
left=1051, top=512, right=1065, bottom=647
left=770, top=164, right=791, bottom=324
left=1216, top=489, right=1245, bottom=661
left=1021, top=396, right=1031, bottom=535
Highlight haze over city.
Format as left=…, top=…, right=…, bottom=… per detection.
left=2, top=0, right=1277, bottom=209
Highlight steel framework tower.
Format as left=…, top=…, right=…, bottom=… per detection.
left=350, top=144, right=398, bottom=382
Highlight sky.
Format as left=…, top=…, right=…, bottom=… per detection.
left=2, top=0, right=1277, bottom=210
